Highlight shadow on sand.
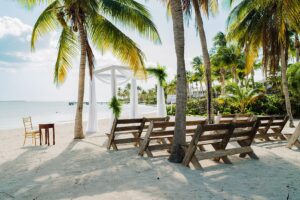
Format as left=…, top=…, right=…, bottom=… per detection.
left=0, top=136, right=299, bottom=200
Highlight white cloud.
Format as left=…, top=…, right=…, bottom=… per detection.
left=0, top=16, right=32, bottom=39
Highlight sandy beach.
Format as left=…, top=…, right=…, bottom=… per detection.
left=0, top=117, right=300, bottom=200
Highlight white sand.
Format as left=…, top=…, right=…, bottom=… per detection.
left=0, top=117, right=300, bottom=200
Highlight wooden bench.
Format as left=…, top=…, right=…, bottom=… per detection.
left=216, top=114, right=253, bottom=124
left=256, top=115, right=289, bottom=141
left=107, top=117, right=169, bottom=150
left=287, top=124, right=300, bottom=149
left=138, top=120, right=207, bottom=157
left=182, top=121, right=260, bottom=169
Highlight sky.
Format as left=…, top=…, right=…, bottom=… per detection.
left=0, top=0, right=231, bottom=102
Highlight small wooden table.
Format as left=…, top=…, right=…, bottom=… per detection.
left=39, top=123, right=55, bottom=146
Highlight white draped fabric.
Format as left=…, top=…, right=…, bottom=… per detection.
left=86, top=75, right=98, bottom=134
left=130, top=78, right=138, bottom=118
left=87, top=65, right=168, bottom=132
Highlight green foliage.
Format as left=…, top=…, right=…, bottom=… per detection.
left=287, top=63, right=300, bottom=94
left=22, top=0, right=161, bottom=85
left=109, top=96, right=122, bottom=119
left=167, top=99, right=207, bottom=116
left=147, top=65, right=168, bottom=86
left=139, top=88, right=157, bottom=104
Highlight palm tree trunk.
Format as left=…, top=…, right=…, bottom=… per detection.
left=168, top=0, right=187, bottom=163
left=295, top=34, right=300, bottom=62
left=74, top=22, right=87, bottom=139
left=232, top=66, right=238, bottom=83
left=280, top=44, right=295, bottom=127
left=220, top=68, right=225, bottom=95
left=251, top=68, right=255, bottom=86
left=192, top=0, right=213, bottom=123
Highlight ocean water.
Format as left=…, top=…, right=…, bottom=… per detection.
left=0, top=102, right=156, bottom=130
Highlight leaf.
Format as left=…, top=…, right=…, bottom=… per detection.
left=54, top=27, right=79, bottom=85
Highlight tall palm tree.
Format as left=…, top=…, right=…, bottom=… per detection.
left=169, top=0, right=187, bottom=163
left=227, top=0, right=300, bottom=127
left=191, top=56, right=205, bottom=96
left=183, top=0, right=218, bottom=123
left=20, top=0, right=161, bottom=138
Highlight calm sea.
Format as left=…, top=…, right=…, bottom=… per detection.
left=0, top=101, right=156, bottom=130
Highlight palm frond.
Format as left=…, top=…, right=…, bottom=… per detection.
left=88, top=13, right=146, bottom=78
left=54, top=27, right=79, bottom=85
left=18, top=0, right=55, bottom=8
left=31, top=0, right=61, bottom=50
left=147, top=65, right=167, bottom=86
left=98, top=0, right=161, bottom=44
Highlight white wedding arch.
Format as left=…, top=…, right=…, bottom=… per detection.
left=86, top=65, right=167, bottom=133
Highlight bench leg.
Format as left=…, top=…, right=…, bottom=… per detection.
left=145, top=149, right=153, bottom=157
left=211, top=143, right=232, bottom=164
left=191, top=155, right=202, bottom=170
left=259, top=129, right=271, bottom=141
left=112, top=142, right=118, bottom=150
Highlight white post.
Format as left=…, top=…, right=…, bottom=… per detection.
left=157, top=81, right=167, bottom=117
left=86, top=75, right=98, bottom=134
left=130, top=78, right=138, bottom=118
left=110, top=68, right=117, bottom=124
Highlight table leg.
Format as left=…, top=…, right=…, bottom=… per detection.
left=53, top=126, right=55, bottom=145
left=47, top=129, right=50, bottom=146
left=39, top=128, right=42, bottom=146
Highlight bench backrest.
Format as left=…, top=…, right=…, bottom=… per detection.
left=231, top=120, right=260, bottom=141
left=149, top=120, right=207, bottom=138
left=216, top=114, right=253, bottom=124
left=113, top=117, right=170, bottom=134
left=257, top=115, right=288, bottom=129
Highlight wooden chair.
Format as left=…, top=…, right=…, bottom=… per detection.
left=22, top=117, right=41, bottom=146
left=182, top=121, right=260, bottom=169
left=256, top=115, right=289, bottom=141
left=138, top=120, right=207, bottom=157
left=106, top=117, right=169, bottom=150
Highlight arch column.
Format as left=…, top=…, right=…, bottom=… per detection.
left=157, top=81, right=167, bottom=117
left=86, top=75, right=98, bottom=134
left=130, top=78, right=138, bottom=118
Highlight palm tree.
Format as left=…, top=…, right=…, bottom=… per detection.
left=168, top=0, right=187, bottom=163
left=165, top=78, right=177, bottom=96
left=20, top=0, right=161, bottom=138
left=227, top=0, right=300, bottom=127
left=191, top=56, right=205, bottom=97
left=183, top=0, right=218, bottom=123
left=220, top=82, right=265, bottom=113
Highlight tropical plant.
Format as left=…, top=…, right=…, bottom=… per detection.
left=147, top=65, right=168, bottom=116
left=165, top=78, right=177, bottom=95
left=109, top=96, right=122, bottom=119
left=191, top=56, right=205, bottom=96
left=219, top=82, right=265, bottom=113
left=287, top=63, right=300, bottom=94
left=20, top=0, right=161, bottom=138
left=168, top=0, right=187, bottom=163
left=227, top=0, right=300, bottom=127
